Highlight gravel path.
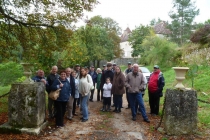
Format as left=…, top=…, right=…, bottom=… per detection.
left=40, top=92, right=148, bottom=140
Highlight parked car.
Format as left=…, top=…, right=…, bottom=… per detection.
left=139, top=67, right=150, bottom=82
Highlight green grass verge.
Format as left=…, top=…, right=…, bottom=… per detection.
left=144, top=65, right=210, bottom=129
left=120, top=65, right=127, bottom=72
left=0, top=86, right=10, bottom=113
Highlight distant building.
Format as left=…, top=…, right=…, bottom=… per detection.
left=111, top=27, right=138, bottom=65
left=120, top=27, right=134, bottom=58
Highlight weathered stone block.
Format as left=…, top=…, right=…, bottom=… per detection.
left=164, top=89, right=197, bottom=135
left=8, top=82, right=46, bottom=128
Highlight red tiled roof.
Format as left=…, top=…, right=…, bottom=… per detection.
left=120, top=27, right=132, bottom=42
left=153, top=21, right=171, bottom=35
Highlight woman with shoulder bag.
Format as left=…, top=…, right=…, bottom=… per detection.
left=51, top=70, right=71, bottom=128
left=79, top=67, right=93, bottom=122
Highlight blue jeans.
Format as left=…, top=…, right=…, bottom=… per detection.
left=81, top=94, right=89, bottom=120
left=128, top=92, right=148, bottom=120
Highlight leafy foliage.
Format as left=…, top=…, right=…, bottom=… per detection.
left=190, top=24, right=210, bottom=47
left=75, top=25, right=115, bottom=65
left=0, top=23, right=73, bottom=74
left=89, top=16, right=123, bottom=58
left=140, top=36, right=179, bottom=68
left=0, top=0, right=98, bottom=27
left=128, top=25, right=151, bottom=57
left=61, top=33, right=89, bottom=68
left=0, top=62, right=23, bottom=86
left=89, top=15, right=122, bottom=34
left=186, top=64, right=198, bottom=88
left=150, top=18, right=162, bottom=26
left=168, top=0, right=199, bottom=45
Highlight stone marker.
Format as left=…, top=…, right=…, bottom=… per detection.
left=0, top=82, right=47, bottom=135
left=164, top=89, right=197, bottom=135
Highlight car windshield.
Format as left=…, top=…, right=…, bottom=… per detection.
left=139, top=67, right=150, bottom=73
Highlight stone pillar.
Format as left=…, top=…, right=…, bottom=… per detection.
left=164, top=89, right=197, bottom=135
left=8, top=82, right=46, bottom=128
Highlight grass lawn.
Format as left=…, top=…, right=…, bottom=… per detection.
left=0, top=86, right=10, bottom=113
left=144, top=65, right=210, bottom=130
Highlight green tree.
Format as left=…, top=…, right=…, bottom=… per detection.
left=0, top=0, right=98, bottom=27
left=89, top=16, right=123, bottom=59
left=61, top=33, right=89, bottom=68
left=76, top=25, right=115, bottom=67
left=89, top=15, right=122, bottom=34
left=0, top=62, right=23, bottom=86
left=0, top=0, right=98, bottom=70
left=168, top=0, right=199, bottom=45
left=128, top=25, right=151, bottom=57
left=150, top=18, right=162, bottom=26
left=140, top=36, right=179, bottom=68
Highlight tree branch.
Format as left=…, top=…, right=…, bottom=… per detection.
left=0, top=6, right=54, bottom=28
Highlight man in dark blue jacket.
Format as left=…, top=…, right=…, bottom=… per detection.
left=46, top=66, right=59, bottom=119
left=32, top=70, right=47, bottom=85
left=89, top=65, right=97, bottom=102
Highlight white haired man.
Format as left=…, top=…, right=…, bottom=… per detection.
left=46, top=66, right=59, bottom=119
left=125, top=64, right=150, bottom=123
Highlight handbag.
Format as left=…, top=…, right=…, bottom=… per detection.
left=49, top=79, right=62, bottom=100
left=87, top=75, right=94, bottom=90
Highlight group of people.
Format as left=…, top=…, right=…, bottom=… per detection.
left=32, top=62, right=165, bottom=127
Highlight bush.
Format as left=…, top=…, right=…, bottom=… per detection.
left=140, top=36, right=179, bottom=69
left=0, top=62, right=23, bottom=86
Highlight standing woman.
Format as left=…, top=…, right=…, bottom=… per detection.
left=79, top=67, right=93, bottom=122
left=111, top=66, right=125, bottom=113
left=96, top=68, right=102, bottom=101
left=51, top=70, right=71, bottom=127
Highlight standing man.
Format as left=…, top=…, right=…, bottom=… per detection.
left=125, top=64, right=150, bottom=123
left=112, top=63, right=117, bottom=73
left=46, top=66, right=59, bottom=119
left=66, top=68, right=75, bottom=120
left=148, top=65, right=165, bottom=116
left=125, top=62, right=133, bottom=109
left=102, top=65, right=107, bottom=74
left=89, top=65, right=97, bottom=102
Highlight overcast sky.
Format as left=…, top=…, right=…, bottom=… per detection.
left=76, top=0, right=210, bottom=30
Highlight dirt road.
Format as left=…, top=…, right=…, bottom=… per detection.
left=40, top=92, right=150, bottom=140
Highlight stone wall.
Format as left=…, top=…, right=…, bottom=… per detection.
left=111, top=58, right=139, bottom=66
left=164, top=89, right=197, bottom=135
left=8, top=82, right=46, bottom=128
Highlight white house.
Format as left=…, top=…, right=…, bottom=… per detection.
left=120, top=27, right=133, bottom=58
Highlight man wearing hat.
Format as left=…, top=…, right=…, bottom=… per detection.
left=125, top=62, right=133, bottom=109
left=88, top=65, right=97, bottom=102
left=102, top=65, right=107, bottom=74
left=112, top=63, right=117, bottom=73
left=148, top=65, right=165, bottom=116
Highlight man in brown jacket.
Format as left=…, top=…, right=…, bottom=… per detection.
left=125, top=64, right=150, bottom=123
